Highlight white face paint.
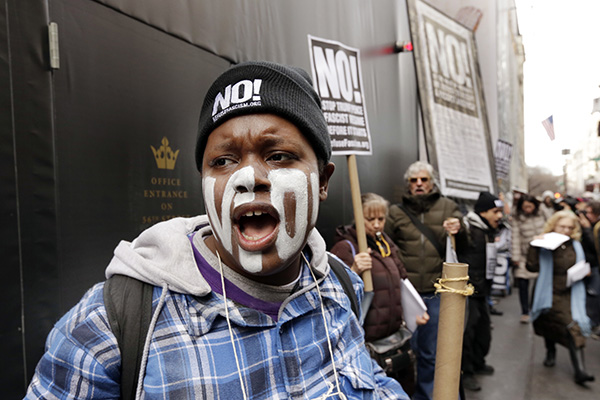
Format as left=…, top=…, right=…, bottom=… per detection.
left=310, top=172, right=319, bottom=226
left=203, top=166, right=256, bottom=254
left=203, top=166, right=261, bottom=273
left=269, top=169, right=318, bottom=261
left=203, top=166, right=318, bottom=274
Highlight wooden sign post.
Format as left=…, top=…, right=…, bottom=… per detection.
left=347, top=154, right=373, bottom=292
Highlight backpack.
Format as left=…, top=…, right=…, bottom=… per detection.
left=103, top=253, right=359, bottom=400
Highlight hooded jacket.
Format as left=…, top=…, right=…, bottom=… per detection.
left=385, top=190, right=466, bottom=293
left=459, top=212, right=497, bottom=298
left=26, top=216, right=407, bottom=400
left=330, top=225, right=408, bottom=342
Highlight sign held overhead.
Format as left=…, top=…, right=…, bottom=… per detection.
left=308, top=35, right=372, bottom=156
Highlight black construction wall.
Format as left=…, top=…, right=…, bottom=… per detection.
left=0, top=2, right=23, bottom=397
left=2, top=0, right=419, bottom=395
left=2, top=1, right=59, bottom=397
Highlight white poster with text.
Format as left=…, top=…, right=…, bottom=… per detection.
left=407, top=0, right=496, bottom=199
left=308, top=36, right=372, bottom=155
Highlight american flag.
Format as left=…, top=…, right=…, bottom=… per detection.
left=541, top=115, right=555, bottom=141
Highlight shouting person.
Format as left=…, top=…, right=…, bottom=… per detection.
left=26, top=61, right=408, bottom=399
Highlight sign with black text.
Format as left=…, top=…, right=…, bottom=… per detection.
left=494, top=139, right=513, bottom=181
left=308, top=35, right=372, bottom=155
left=407, top=0, right=496, bottom=199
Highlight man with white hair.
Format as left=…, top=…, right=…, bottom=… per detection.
left=385, top=160, right=467, bottom=400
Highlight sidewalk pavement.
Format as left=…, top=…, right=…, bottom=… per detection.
left=464, top=290, right=598, bottom=400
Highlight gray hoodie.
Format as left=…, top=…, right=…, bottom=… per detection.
left=105, top=215, right=331, bottom=297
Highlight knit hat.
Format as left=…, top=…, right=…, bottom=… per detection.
left=195, top=61, right=331, bottom=170
left=474, top=191, right=503, bottom=213
left=542, top=190, right=554, bottom=200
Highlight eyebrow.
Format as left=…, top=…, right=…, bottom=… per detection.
left=209, top=140, right=236, bottom=152
left=257, top=134, right=288, bottom=147
left=215, top=131, right=290, bottom=149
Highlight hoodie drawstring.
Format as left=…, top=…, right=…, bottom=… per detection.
left=215, top=250, right=347, bottom=399
left=134, top=283, right=169, bottom=400
left=216, top=250, right=249, bottom=400
left=303, top=253, right=348, bottom=400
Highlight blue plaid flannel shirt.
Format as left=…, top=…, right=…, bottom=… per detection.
left=26, top=261, right=408, bottom=399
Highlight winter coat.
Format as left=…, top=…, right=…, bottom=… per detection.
left=384, top=190, right=466, bottom=293
left=539, top=203, right=555, bottom=220
left=512, top=212, right=546, bottom=279
left=526, top=240, right=586, bottom=347
left=330, top=225, right=408, bottom=342
left=581, top=226, right=600, bottom=269
left=458, top=212, right=496, bottom=298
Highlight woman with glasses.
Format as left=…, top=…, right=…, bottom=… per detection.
left=527, top=210, right=595, bottom=385
left=330, top=192, right=429, bottom=396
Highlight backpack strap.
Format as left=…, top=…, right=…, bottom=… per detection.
left=104, top=275, right=154, bottom=400
left=327, top=253, right=360, bottom=319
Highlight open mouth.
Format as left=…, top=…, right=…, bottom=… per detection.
left=234, top=206, right=279, bottom=251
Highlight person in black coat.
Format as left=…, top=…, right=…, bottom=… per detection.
left=577, top=201, right=600, bottom=331
left=527, top=210, right=595, bottom=385
left=458, top=192, right=504, bottom=391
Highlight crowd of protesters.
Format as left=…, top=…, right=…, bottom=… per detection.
left=323, top=156, right=600, bottom=396
left=324, top=165, right=600, bottom=397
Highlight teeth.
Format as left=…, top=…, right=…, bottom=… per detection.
left=243, top=210, right=263, bottom=217
left=241, top=232, right=260, bottom=241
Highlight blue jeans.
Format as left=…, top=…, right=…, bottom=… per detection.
left=411, top=294, right=440, bottom=400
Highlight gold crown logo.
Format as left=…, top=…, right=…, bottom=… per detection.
left=151, top=137, right=180, bottom=170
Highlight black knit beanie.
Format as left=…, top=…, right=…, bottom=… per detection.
left=195, top=61, right=331, bottom=170
left=474, top=191, right=503, bottom=214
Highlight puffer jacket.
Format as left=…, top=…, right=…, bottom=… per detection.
left=384, top=190, right=466, bottom=293
left=330, top=225, right=408, bottom=342
left=512, top=212, right=545, bottom=279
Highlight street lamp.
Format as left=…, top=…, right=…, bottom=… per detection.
left=562, top=149, right=570, bottom=193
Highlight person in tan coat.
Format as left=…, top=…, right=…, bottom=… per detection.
left=539, top=190, right=556, bottom=220
left=511, top=194, right=547, bottom=323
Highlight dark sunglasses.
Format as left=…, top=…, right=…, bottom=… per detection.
left=409, top=177, right=429, bottom=183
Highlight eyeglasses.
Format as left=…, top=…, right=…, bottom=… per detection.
left=409, top=177, right=429, bottom=183
left=556, top=224, right=575, bottom=231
